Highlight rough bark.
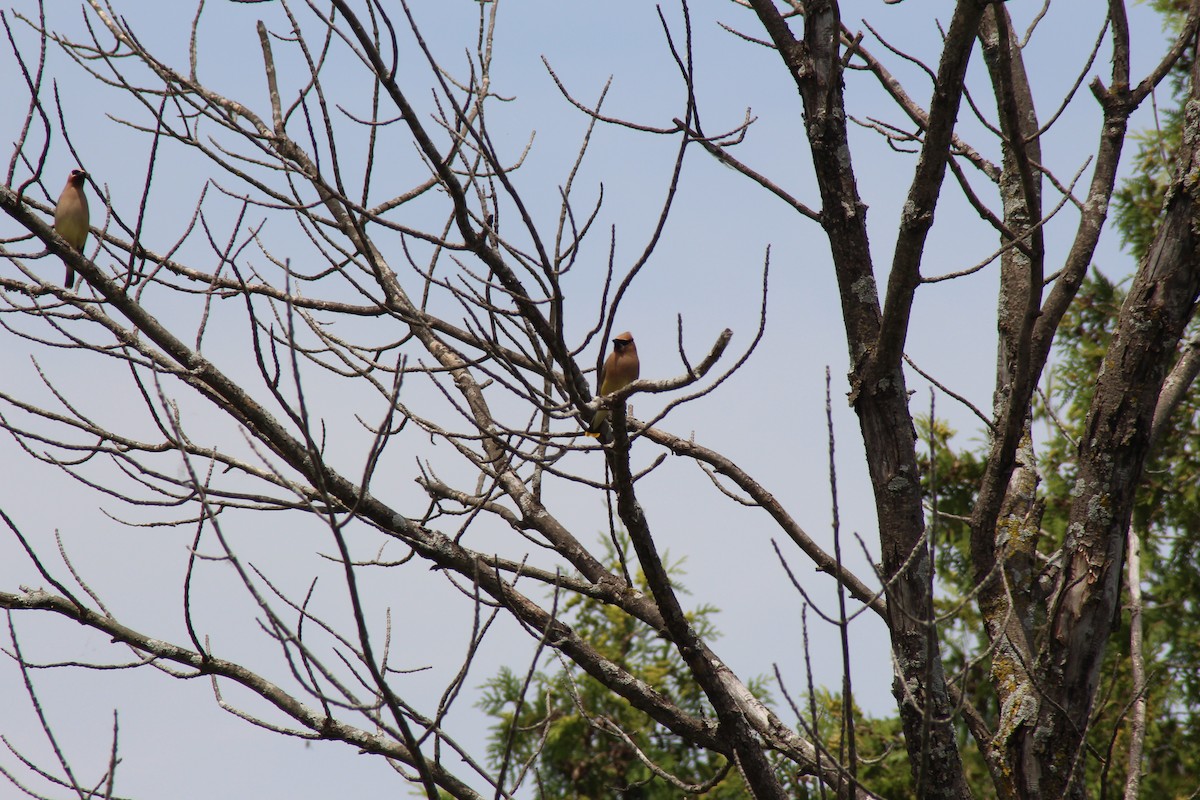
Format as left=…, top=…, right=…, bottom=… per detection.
left=747, top=2, right=987, bottom=797
left=973, top=10, right=1045, bottom=796
left=1028, top=48, right=1200, bottom=800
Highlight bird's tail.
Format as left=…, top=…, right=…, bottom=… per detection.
left=585, top=409, right=609, bottom=438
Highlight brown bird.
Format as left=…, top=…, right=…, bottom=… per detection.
left=586, top=331, right=640, bottom=437
left=53, top=169, right=90, bottom=288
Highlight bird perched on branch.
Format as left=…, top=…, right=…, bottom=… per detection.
left=586, top=331, right=640, bottom=438
left=54, top=169, right=90, bottom=288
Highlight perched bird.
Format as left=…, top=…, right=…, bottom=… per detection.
left=586, top=331, right=640, bottom=437
left=53, top=169, right=90, bottom=288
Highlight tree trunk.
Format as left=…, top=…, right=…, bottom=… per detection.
left=1026, top=42, right=1200, bottom=800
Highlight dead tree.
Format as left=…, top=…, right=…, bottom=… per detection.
left=1, top=1, right=1198, bottom=798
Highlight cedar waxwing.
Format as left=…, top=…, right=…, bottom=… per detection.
left=53, top=169, right=90, bottom=288
left=586, top=331, right=640, bottom=437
